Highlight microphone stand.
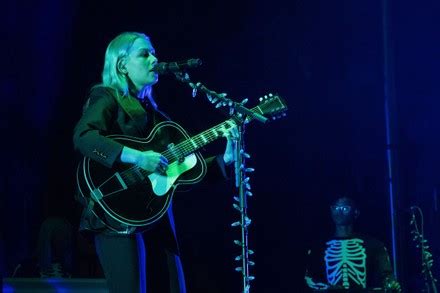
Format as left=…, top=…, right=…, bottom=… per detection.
left=172, top=71, right=264, bottom=293
left=410, top=206, right=438, bottom=293
left=232, top=121, right=256, bottom=293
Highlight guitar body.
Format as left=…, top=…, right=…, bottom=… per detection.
left=76, top=93, right=287, bottom=233
left=76, top=121, right=207, bottom=232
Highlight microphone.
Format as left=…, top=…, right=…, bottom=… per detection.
left=152, top=59, right=202, bottom=74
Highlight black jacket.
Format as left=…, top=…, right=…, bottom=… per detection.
left=73, top=85, right=229, bottom=253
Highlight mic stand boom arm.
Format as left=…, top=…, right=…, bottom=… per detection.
left=172, top=72, right=268, bottom=124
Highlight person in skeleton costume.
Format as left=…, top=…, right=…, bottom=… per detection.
left=304, top=197, right=401, bottom=292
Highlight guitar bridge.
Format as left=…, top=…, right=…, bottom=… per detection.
left=91, top=188, right=103, bottom=201
left=115, top=172, right=128, bottom=190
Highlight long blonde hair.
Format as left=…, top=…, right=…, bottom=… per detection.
left=101, top=32, right=153, bottom=101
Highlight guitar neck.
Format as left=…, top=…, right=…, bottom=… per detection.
left=163, top=119, right=236, bottom=162
left=161, top=100, right=276, bottom=163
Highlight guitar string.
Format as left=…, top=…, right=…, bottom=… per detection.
left=117, top=101, right=277, bottom=182
left=119, top=127, right=222, bottom=180
left=176, top=120, right=236, bottom=156
left=121, top=107, right=263, bottom=176
left=150, top=102, right=269, bottom=161
left=168, top=120, right=234, bottom=157
left=118, top=122, right=232, bottom=182
left=118, top=99, right=283, bottom=181
left=163, top=101, right=274, bottom=162
left=117, top=107, right=277, bottom=182
left=164, top=120, right=232, bottom=156
left=99, top=101, right=275, bottom=189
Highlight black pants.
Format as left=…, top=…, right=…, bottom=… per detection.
left=95, top=233, right=186, bottom=293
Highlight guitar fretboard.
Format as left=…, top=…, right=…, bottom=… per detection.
left=162, top=119, right=236, bottom=163
left=131, top=94, right=285, bottom=178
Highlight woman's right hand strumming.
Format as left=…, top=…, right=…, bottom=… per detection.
left=121, top=147, right=168, bottom=173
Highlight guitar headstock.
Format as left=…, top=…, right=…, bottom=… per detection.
left=255, top=93, right=288, bottom=121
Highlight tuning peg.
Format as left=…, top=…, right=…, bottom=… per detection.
left=234, top=196, right=240, bottom=202
left=235, top=267, right=242, bottom=272
left=246, top=191, right=253, bottom=197
left=235, top=255, right=242, bottom=261
left=234, top=240, right=242, bottom=246
left=245, top=183, right=251, bottom=190
left=249, top=261, right=255, bottom=266
left=243, top=177, right=250, bottom=183
left=247, top=276, right=255, bottom=281
left=248, top=249, right=254, bottom=255
left=233, top=203, right=242, bottom=212
left=241, top=98, right=248, bottom=105
left=245, top=167, right=255, bottom=173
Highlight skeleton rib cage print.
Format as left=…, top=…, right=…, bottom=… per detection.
left=324, top=238, right=367, bottom=289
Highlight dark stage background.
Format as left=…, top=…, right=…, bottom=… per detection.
left=2, top=0, right=440, bottom=292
